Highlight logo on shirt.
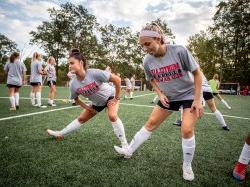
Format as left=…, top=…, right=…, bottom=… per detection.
left=76, top=82, right=100, bottom=96
left=150, top=63, right=183, bottom=82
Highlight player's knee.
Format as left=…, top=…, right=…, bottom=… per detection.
left=145, top=118, right=158, bottom=131
left=108, top=113, right=117, bottom=122
left=77, top=117, right=85, bottom=124
left=181, top=126, right=193, bottom=138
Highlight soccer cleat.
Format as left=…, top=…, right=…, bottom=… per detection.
left=72, top=103, right=77, bottom=106
left=48, top=103, right=56, bottom=107
left=228, top=106, right=232, bottom=110
left=222, top=126, right=230, bottom=131
left=9, top=107, right=16, bottom=111
left=16, top=105, right=19, bottom=110
left=173, top=119, right=182, bottom=126
left=32, top=103, right=38, bottom=107
left=114, top=145, right=132, bottom=159
left=183, top=162, right=194, bottom=181
left=46, top=129, right=64, bottom=140
left=38, top=105, right=47, bottom=108
left=233, top=162, right=247, bottom=181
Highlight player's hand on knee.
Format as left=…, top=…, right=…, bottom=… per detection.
left=191, top=100, right=204, bottom=118
left=159, top=94, right=169, bottom=108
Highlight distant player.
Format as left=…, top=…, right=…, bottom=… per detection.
left=44, top=56, right=56, bottom=106
left=124, top=76, right=133, bottom=99
left=209, top=74, right=231, bottom=109
left=130, top=74, right=136, bottom=98
left=233, top=132, right=250, bottom=181
left=47, top=49, right=128, bottom=149
left=67, top=70, right=76, bottom=105
left=4, top=52, right=26, bottom=110
left=30, top=52, right=47, bottom=108
left=114, top=23, right=204, bottom=181
left=173, top=73, right=230, bottom=131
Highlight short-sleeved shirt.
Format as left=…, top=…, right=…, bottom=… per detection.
left=4, top=60, right=27, bottom=86
left=45, top=64, right=56, bottom=81
left=125, top=78, right=132, bottom=89
left=131, top=77, right=135, bottom=87
left=202, top=74, right=212, bottom=93
left=30, top=60, right=43, bottom=83
left=143, top=44, right=200, bottom=101
left=70, top=68, right=115, bottom=106
left=209, top=79, right=219, bottom=93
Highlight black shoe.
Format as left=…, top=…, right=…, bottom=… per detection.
left=173, top=120, right=182, bottom=126
left=72, top=103, right=77, bottom=106
left=222, top=126, right=230, bottom=131
left=16, top=105, right=19, bottom=110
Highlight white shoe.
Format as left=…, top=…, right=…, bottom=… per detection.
left=183, top=162, right=194, bottom=181
left=114, top=145, right=132, bottom=159
left=38, top=105, right=47, bottom=108
left=228, top=106, right=232, bottom=109
left=9, top=107, right=16, bottom=111
left=46, top=129, right=64, bottom=140
left=32, top=103, right=38, bottom=107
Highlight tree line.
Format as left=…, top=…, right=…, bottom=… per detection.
left=0, top=0, right=249, bottom=85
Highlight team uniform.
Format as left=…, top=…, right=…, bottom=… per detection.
left=4, top=60, right=27, bottom=109
left=114, top=44, right=202, bottom=181
left=143, top=44, right=201, bottom=111
left=30, top=60, right=46, bottom=108
left=70, top=69, right=115, bottom=112
left=47, top=68, right=128, bottom=149
left=45, top=64, right=56, bottom=87
left=174, top=74, right=229, bottom=130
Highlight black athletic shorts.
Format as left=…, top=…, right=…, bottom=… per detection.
left=7, top=84, right=21, bottom=88
left=157, top=99, right=193, bottom=111
left=47, top=80, right=56, bottom=87
left=91, top=96, right=114, bottom=112
left=212, top=92, right=218, bottom=96
left=203, top=92, right=214, bottom=101
left=30, top=82, right=41, bottom=86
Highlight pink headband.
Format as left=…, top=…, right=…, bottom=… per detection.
left=139, top=30, right=161, bottom=38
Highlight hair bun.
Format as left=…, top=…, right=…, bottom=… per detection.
left=70, top=48, right=80, bottom=54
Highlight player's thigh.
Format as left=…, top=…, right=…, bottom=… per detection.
left=145, top=105, right=172, bottom=131
left=181, top=108, right=198, bottom=138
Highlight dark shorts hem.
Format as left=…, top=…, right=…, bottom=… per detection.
left=30, top=82, right=41, bottom=86
left=157, top=100, right=193, bottom=111
left=47, top=80, right=56, bottom=87
left=203, top=92, right=214, bottom=100
left=91, top=96, right=114, bottom=112
left=7, top=84, right=21, bottom=88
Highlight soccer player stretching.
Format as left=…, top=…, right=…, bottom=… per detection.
left=47, top=49, right=128, bottom=149
left=114, top=23, right=203, bottom=181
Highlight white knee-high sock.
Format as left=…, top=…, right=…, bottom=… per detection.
left=30, top=92, right=35, bottom=105
left=9, top=96, right=15, bottom=108
left=221, top=99, right=231, bottom=109
left=213, top=110, right=227, bottom=127
left=36, top=92, right=41, bottom=106
left=182, top=136, right=195, bottom=164
left=60, top=119, right=82, bottom=135
left=238, top=143, right=250, bottom=165
left=111, top=118, right=128, bottom=147
left=129, top=127, right=152, bottom=154
left=14, top=93, right=19, bottom=106
left=130, top=92, right=133, bottom=98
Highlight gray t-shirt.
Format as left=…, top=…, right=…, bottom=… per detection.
left=4, top=60, right=27, bottom=86
left=45, top=64, right=56, bottom=81
left=70, top=68, right=115, bottom=106
left=143, top=44, right=200, bottom=101
left=30, top=60, right=43, bottom=83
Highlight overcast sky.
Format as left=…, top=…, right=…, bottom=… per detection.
left=0, top=0, right=222, bottom=58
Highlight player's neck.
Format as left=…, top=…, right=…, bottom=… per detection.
left=154, top=45, right=166, bottom=57
left=76, top=70, right=86, bottom=81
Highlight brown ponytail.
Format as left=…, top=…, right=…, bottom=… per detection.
left=69, top=48, right=87, bottom=70
left=10, top=52, right=20, bottom=63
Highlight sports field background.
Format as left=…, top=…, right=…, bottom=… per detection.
left=0, top=84, right=249, bottom=186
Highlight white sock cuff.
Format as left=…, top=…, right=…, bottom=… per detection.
left=182, top=136, right=195, bottom=147
left=141, top=126, right=152, bottom=135
left=214, top=110, right=220, bottom=114
left=111, top=118, right=122, bottom=126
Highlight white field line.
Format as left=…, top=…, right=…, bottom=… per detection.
left=0, top=96, right=249, bottom=121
